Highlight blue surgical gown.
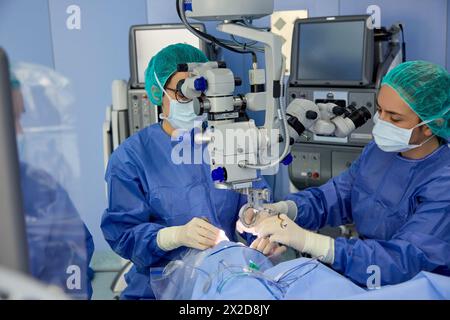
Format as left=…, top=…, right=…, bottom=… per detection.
left=101, top=123, right=267, bottom=299
left=286, top=141, right=450, bottom=286
left=20, top=162, right=95, bottom=299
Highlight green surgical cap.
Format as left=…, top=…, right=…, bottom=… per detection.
left=145, top=43, right=208, bottom=106
left=382, top=60, right=450, bottom=138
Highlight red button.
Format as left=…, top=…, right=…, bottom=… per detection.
left=312, top=172, right=320, bottom=179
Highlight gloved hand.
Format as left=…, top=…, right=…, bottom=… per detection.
left=157, top=217, right=224, bottom=251
left=236, top=207, right=271, bottom=234
left=255, top=214, right=335, bottom=264
left=255, top=214, right=306, bottom=251
left=250, top=237, right=287, bottom=263
left=236, top=200, right=298, bottom=234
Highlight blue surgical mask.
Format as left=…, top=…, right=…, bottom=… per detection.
left=154, top=72, right=205, bottom=131
left=372, top=112, right=434, bottom=152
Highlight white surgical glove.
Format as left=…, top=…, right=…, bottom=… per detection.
left=157, top=217, right=223, bottom=251
left=255, top=214, right=335, bottom=264
left=250, top=237, right=287, bottom=263
left=236, top=200, right=298, bottom=234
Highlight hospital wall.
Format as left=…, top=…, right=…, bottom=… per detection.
left=0, top=0, right=449, bottom=251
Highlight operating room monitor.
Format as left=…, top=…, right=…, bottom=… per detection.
left=129, top=24, right=206, bottom=88
left=291, top=15, right=374, bottom=87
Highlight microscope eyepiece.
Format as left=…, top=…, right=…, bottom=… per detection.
left=306, top=111, right=318, bottom=120
left=332, top=106, right=346, bottom=116
left=347, top=106, right=372, bottom=129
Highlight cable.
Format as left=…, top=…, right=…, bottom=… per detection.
left=230, top=35, right=265, bottom=53
left=176, top=0, right=258, bottom=63
left=207, top=244, right=247, bottom=257
left=399, top=23, right=406, bottom=62
left=235, top=20, right=271, bottom=31
left=230, top=35, right=258, bottom=48
left=216, top=260, right=285, bottom=299
left=156, top=245, right=322, bottom=299
left=240, top=56, right=291, bottom=170
left=176, top=0, right=290, bottom=170
left=215, top=257, right=321, bottom=299
left=273, top=258, right=321, bottom=284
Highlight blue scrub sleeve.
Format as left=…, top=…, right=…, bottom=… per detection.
left=333, top=195, right=450, bottom=286
left=285, top=148, right=366, bottom=231
left=101, top=170, right=184, bottom=268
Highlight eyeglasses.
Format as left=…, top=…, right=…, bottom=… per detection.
left=165, top=87, right=192, bottom=104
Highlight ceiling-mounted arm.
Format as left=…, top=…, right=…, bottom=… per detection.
left=216, top=23, right=284, bottom=130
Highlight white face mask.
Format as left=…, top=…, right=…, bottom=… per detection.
left=372, top=112, right=435, bottom=153
left=154, top=72, right=205, bottom=131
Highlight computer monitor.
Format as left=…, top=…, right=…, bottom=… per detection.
left=129, top=24, right=206, bottom=89
left=291, top=15, right=374, bottom=87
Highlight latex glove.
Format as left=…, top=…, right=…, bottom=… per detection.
left=157, top=217, right=225, bottom=251
left=236, top=200, right=298, bottom=235
left=250, top=237, right=287, bottom=263
left=255, top=214, right=335, bottom=264
left=236, top=207, right=271, bottom=234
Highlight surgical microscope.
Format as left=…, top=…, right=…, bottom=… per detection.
left=175, top=0, right=372, bottom=227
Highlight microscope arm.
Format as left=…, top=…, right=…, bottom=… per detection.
left=216, top=23, right=284, bottom=130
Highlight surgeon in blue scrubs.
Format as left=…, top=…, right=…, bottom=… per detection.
left=101, top=44, right=268, bottom=299
left=248, top=61, right=450, bottom=286
left=11, top=72, right=94, bottom=299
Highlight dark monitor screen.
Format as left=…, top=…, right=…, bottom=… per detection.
left=135, top=28, right=202, bottom=84
left=129, top=24, right=206, bottom=89
left=297, top=20, right=367, bottom=83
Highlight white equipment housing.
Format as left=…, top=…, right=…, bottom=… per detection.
left=185, top=0, right=274, bottom=21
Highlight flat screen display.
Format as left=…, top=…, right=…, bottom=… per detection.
left=135, top=28, right=202, bottom=84
left=297, top=20, right=366, bottom=82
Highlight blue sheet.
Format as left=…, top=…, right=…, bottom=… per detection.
left=150, top=241, right=450, bottom=300
left=348, top=272, right=450, bottom=300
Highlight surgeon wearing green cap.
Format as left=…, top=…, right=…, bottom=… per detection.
left=146, top=43, right=208, bottom=134
left=245, top=61, right=450, bottom=286
left=101, top=43, right=270, bottom=299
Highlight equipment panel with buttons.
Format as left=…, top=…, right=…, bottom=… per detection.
left=289, top=143, right=362, bottom=190
left=297, top=152, right=321, bottom=180
left=128, top=88, right=160, bottom=135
